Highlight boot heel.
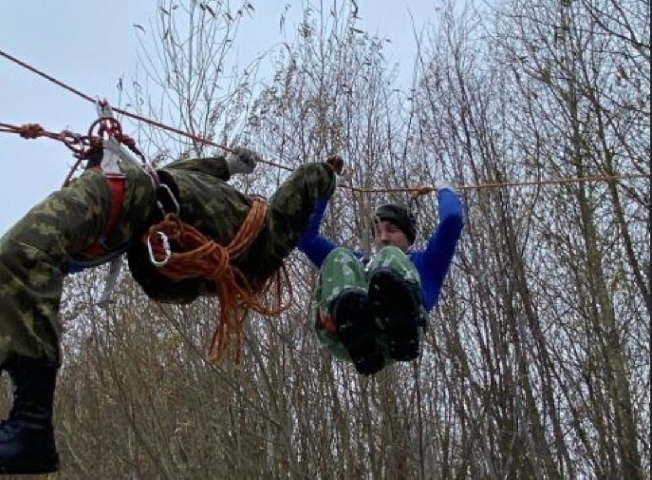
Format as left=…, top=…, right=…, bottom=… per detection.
left=330, top=288, right=384, bottom=375
left=0, top=357, right=60, bottom=474
left=368, top=268, right=422, bottom=361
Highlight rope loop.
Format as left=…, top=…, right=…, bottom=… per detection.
left=145, top=198, right=293, bottom=364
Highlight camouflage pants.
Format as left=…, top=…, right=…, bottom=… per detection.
left=0, top=164, right=156, bottom=366
left=313, top=246, right=426, bottom=366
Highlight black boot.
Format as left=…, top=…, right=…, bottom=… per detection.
left=368, top=267, right=423, bottom=361
left=0, top=356, right=60, bottom=474
left=330, top=288, right=385, bottom=376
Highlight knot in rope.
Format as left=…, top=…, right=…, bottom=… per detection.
left=93, top=116, right=122, bottom=138
left=208, top=245, right=231, bottom=280
left=18, top=123, right=45, bottom=139
left=145, top=197, right=292, bottom=364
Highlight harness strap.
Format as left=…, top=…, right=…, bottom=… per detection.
left=82, top=171, right=126, bottom=257
left=318, top=308, right=337, bottom=334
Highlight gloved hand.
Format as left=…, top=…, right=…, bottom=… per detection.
left=435, top=180, right=459, bottom=195
left=226, top=146, right=260, bottom=175
left=325, top=155, right=344, bottom=175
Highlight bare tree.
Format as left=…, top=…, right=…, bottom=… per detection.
left=7, top=0, right=645, bottom=478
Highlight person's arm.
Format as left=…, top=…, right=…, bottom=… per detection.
left=163, top=146, right=259, bottom=181
left=298, top=195, right=338, bottom=268
left=416, top=185, right=464, bottom=311
left=163, top=156, right=231, bottom=180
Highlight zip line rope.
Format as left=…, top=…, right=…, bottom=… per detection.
left=0, top=48, right=648, bottom=196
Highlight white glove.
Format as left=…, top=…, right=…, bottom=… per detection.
left=226, top=146, right=260, bottom=175
left=435, top=180, right=459, bottom=195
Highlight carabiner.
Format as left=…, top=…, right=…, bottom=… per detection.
left=147, top=231, right=172, bottom=267
left=156, top=182, right=181, bottom=216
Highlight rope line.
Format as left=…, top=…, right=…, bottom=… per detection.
left=1, top=120, right=646, bottom=193
left=0, top=48, right=291, bottom=170
left=0, top=48, right=648, bottom=194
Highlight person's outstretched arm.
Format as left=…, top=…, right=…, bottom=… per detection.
left=298, top=194, right=339, bottom=268
left=414, top=183, right=465, bottom=311
left=297, top=156, right=345, bottom=268
left=164, top=146, right=260, bottom=181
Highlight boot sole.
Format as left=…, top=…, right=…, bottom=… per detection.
left=0, top=456, right=59, bottom=474
left=368, top=268, right=421, bottom=361
left=332, top=289, right=384, bottom=375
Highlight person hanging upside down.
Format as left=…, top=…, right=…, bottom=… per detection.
left=298, top=179, right=464, bottom=376
left=0, top=144, right=343, bottom=475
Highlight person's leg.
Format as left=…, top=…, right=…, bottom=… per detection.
left=0, top=357, right=59, bottom=474
left=0, top=169, right=114, bottom=474
left=235, top=162, right=337, bottom=286
left=366, top=246, right=425, bottom=362
left=0, top=169, right=115, bottom=364
left=313, top=247, right=384, bottom=375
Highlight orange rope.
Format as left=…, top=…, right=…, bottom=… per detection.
left=2, top=120, right=646, bottom=193
left=146, top=198, right=293, bottom=364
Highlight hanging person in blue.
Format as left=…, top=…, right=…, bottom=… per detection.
left=298, top=179, right=464, bottom=375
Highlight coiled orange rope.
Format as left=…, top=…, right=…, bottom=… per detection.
left=145, top=198, right=293, bottom=364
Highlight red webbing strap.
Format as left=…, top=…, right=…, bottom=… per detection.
left=83, top=173, right=126, bottom=256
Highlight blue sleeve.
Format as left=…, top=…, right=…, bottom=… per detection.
left=298, top=196, right=338, bottom=268
left=414, top=188, right=464, bottom=311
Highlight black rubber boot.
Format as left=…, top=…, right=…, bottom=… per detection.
left=368, top=267, right=423, bottom=361
left=0, top=356, right=60, bottom=475
left=330, top=288, right=385, bottom=375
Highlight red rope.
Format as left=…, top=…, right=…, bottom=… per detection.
left=0, top=48, right=648, bottom=194
left=0, top=48, right=290, bottom=171
left=0, top=122, right=89, bottom=156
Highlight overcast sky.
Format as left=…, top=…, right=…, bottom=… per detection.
left=0, top=0, right=433, bottom=234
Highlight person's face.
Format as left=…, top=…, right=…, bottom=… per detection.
left=373, top=220, right=411, bottom=251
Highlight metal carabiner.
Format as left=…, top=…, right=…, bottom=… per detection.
left=146, top=231, right=172, bottom=267
left=95, top=98, right=115, bottom=119
left=156, top=182, right=181, bottom=216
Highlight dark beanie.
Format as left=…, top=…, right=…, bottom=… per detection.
left=374, top=203, right=417, bottom=244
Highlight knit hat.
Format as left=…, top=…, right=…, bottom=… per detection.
left=374, top=203, right=416, bottom=244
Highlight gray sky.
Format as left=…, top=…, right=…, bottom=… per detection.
left=0, top=0, right=433, bottom=235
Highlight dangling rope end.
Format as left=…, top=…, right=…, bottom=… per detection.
left=207, top=307, right=247, bottom=365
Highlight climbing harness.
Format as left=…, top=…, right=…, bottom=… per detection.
left=67, top=100, right=180, bottom=305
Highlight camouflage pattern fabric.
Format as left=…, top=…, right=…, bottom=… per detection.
left=127, top=161, right=337, bottom=303
left=0, top=156, right=336, bottom=365
left=313, top=246, right=426, bottom=366
left=0, top=162, right=156, bottom=365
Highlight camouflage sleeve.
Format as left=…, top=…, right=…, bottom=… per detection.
left=163, top=156, right=231, bottom=181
